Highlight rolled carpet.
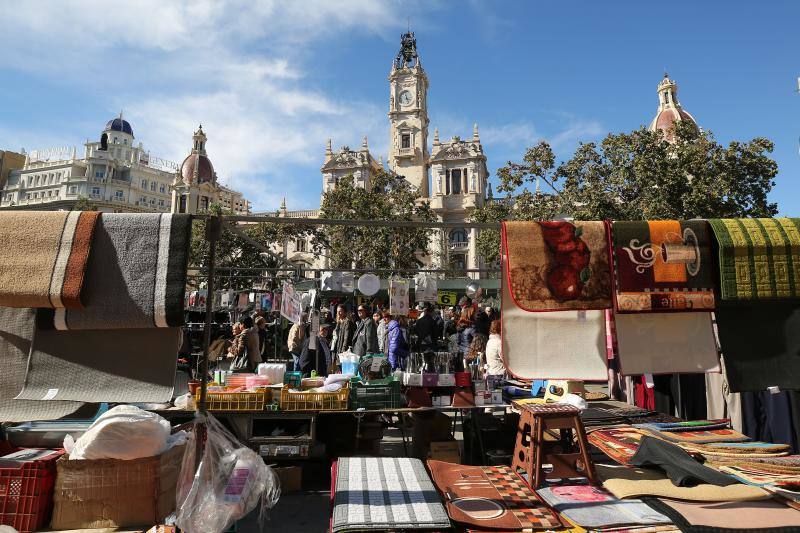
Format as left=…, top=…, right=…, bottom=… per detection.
left=38, top=213, right=191, bottom=330
left=0, top=211, right=99, bottom=308
left=0, top=307, right=83, bottom=422
left=16, top=315, right=180, bottom=403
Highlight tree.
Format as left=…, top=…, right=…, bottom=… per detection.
left=318, top=169, right=436, bottom=271
left=189, top=205, right=321, bottom=290
left=473, top=122, right=779, bottom=264
left=72, top=195, right=96, bottom=211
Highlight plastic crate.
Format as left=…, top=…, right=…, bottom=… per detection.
left=0, top=449, right=63, bottom=533
left=284, top=371, right=302, bottom=388
left=279, top=383, right=349, bottom=411
left=195, top=389, right=268, bottom=411
left=349, top=377, right=404, bottom=410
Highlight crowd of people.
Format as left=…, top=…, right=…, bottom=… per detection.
left=282, top=299, right=504, bottom=379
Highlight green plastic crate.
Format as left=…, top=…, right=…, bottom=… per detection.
left=349, top=377, right=404, bottom=410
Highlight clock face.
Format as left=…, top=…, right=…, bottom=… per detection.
left=399, top=90, right=414, bottom=106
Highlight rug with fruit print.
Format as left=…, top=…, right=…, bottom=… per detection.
left=612, top=220, right=715, bottom=312
left=502, top=221, right=612, bottom=311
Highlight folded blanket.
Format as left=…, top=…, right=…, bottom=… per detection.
left=644, top=498, right=800, bottom=532
left=636, top=420, right=731, bottom=433
left=613, top=220, right=716, bottom=312
left=427, top=460, right=564, bottom=531
left=708, top=218, right=800, bottom=300
left=38, top=213, right=191, bottom=330
left=629, top=436, right=738, bottom=487
left=0, top=211, right=99, bottom=308
left=0, top=307, right=83, bottom=422
left=331, top=457, right=450, bottom=532
left=16, top=316, right=180, bottom=403
left=597, top=464, right=769, bottom=502
left=637, top=426, right=751, bottom=444
left=502, top=221, right=612, bottom=311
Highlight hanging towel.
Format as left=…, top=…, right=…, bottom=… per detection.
left=16, top=314, right=180, bottom=403
left=502, top=221, right=612, bottom=311
left=39, top=214, right=190, bottom=330
left=708, top=217, right=800, bottom=300
left=0, top=307, right=83, bottom=422
left=714, top=299, right=800, bottom=393
left=612, top=220, right=716, bottom=312
left=615, top=312, right=720, bottom=375
left=0, top=211, right=100, bottom=309
left=501, top=275, right=608, bottom=380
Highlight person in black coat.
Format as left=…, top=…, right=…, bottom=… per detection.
left=299, top=322, right=333, bottom=377
left=412, top=302, right=440, bottom=352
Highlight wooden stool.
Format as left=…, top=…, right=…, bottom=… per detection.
left=511, top=403, right=597, bottom=488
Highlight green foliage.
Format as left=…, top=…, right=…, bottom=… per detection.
left=189, top=211, right=321, bottom=290
left=319, top=169, right=436, bottom=271
left=473, top=123, right=779, bottom=264
left=72, top=195, right=96, bottom=211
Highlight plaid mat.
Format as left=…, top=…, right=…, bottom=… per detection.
left=332, top=457, right=450, bottom=532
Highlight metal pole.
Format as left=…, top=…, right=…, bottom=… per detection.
left=199, top=215, right=222, bottom=413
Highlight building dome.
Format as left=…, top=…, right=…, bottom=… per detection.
left=104, top=115, right=134, bottom=137
left=180, top=152, right=215, bottom=184
left=648, top=74, right=697, bottom=140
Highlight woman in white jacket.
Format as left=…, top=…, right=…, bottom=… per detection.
left=485, top=319, right=505, bottom=376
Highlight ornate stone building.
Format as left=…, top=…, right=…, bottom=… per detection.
left=171, top=125, right=249, bottom=215
left=649, top=73, right=698, bottom=140
left=0, top=116, right=249, bottom=215
left=275, top=32, right=489, bottom=276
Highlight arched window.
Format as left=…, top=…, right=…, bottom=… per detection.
left=450, top=228, right=468, bottom=244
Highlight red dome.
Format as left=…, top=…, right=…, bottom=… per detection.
left=180, top=153, right=215, bottom=184
left=652, top=108, right=697, bottom=140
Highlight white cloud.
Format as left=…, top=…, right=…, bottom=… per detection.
left=0, top=0, right=420, bottom=210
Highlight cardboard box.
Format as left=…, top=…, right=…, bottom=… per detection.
left=437, top=374, right=456, bottom=387
left=272, top=465, right=302, bottom=493
left=51, top=444, right=185, bottom=530
left=403, top=372, right=423, bottom=387
left=432, top=395, right=451, bottom=407
left=422, top=373, right=438, bottom=387
left=429, top=441, right=460, bottom=464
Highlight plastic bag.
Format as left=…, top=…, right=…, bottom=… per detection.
left=175, top=412, right=280, bottom=533
left=67, top=405, right=171, bottom=460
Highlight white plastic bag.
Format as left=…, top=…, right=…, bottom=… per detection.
left=68, top=405, right=171, bottom=460
left=176, top=412, right=280, bottom=533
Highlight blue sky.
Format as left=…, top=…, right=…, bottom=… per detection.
left=0, top=1, right=797, bottom=214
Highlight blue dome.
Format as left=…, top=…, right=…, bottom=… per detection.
left=105, top=117, right=134, bottom=137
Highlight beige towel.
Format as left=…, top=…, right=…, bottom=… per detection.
left=597, top=464, right=769, bottom=502
left=0, top=211, right=99, bottom=308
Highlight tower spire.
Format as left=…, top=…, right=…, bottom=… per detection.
left=473, top=123, right=480, bottom=142
left=362, top=135, right=368, bottom=150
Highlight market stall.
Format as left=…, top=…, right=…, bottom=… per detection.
left=1, top=212, right=800, bottom=533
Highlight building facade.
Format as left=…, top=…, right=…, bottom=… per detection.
left=171, top=125, right=250, bottom=215
left=0, top=150, right=25, bottom=191
left=649, top=73, right=698, bottom=139
left=273, top=32, right=488, bottom=277
left=0, top=116, right=248, bottom=215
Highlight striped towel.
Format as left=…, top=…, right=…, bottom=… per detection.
left=708, top=218, right=800, bottom=300
left=332, top=457, right=451, bottom=532
left=38, top=213, right=191, bottom=330
left=0, top=211, right=99, bottom=308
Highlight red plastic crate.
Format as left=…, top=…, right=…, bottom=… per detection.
left=0, top=448, right=63, bottom=533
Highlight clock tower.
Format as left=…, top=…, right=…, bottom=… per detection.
left=388, top=32, right=430, bottom=197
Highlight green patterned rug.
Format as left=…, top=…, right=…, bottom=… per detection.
left=708, top=218, right=800, bottom=300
